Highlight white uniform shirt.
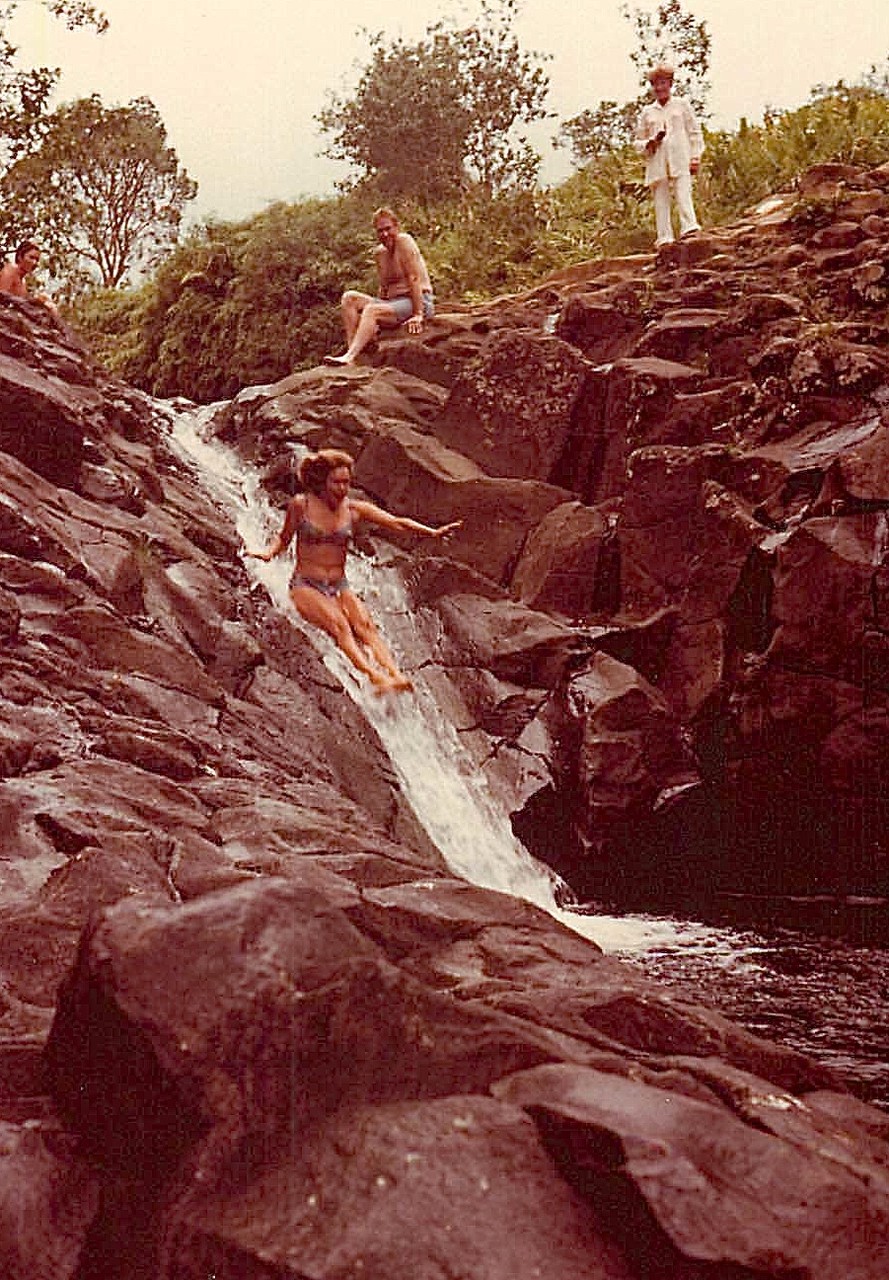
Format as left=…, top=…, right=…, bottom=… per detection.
left=634, top=95, right=704, bottom=187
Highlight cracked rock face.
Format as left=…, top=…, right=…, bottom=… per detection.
left=213, top=165, right=889, bottom=907
left=2, top=169, right=889, bottom=1278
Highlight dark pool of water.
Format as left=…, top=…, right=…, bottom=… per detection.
left=621, top=913, right=889, bottom=1110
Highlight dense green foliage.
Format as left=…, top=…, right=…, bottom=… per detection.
left=700, top=82, right=889, bottom=226
left=0, top=0, right=106, bottom=182
left=67, top=66, right=889, bottom=405
left=71, top=197, right=377, bottom=401
left=317, top=0, right=550, bottom=199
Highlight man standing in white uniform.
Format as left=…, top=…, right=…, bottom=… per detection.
left=634, top=63, right=704, bottom=248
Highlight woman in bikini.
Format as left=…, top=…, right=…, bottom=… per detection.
left=245, top=449, right=461, bottom=694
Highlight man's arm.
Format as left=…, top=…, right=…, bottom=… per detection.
left=682, top=98, right=704, bottom=171
left=634, top=104, right=662, bottom=154
left=375, top=244, right=391, bottom=300
left=395, top=233, right=428, bottom=333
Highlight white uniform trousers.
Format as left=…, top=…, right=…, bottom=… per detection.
left=651, top=173, right=699, bottom=246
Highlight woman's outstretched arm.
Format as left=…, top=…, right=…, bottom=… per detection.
left=244, top=495, right=302, bottom=560
left=352, top=499, right=462, bottom=539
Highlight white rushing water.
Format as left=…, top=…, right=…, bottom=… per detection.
left=165, top=404, right=719, bottom=956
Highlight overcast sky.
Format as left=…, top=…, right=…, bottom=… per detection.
left=10, top=0, right=889, bottom=223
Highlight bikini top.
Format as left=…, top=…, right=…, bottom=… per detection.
left=297, top=505, right=354, bottom=549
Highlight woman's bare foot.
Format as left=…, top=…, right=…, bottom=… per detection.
left=368, top=668, right=396, bottom=694
left=371, top=671, right=413, bottom=696
left=323, top=354, right=352, bottom=367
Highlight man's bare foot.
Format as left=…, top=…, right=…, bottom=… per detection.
left=323, top=354, right=352, bottom=367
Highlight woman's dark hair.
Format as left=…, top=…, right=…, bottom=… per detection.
left=299, top=449, right=354, bottom=496
left=14, top=240, right=39, bottom=263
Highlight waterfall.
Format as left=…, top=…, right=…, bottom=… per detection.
left=165, top=403, right=712, bottom=956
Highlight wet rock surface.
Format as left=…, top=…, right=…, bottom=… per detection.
left=1, top=169, right=889, bottom=1276
left=219, top=166, right=889, bottom=910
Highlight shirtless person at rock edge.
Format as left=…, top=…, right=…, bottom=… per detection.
left=324, top=207, right=434, bottom=366
left=0, top=240, right=58, bottom=314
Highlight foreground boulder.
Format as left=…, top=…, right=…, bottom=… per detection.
left=169, top=1095, right=636, bottom=1280
left=42, top=877, right=886, bottom=1280
left=496, top=1063, right=889, bottom=1280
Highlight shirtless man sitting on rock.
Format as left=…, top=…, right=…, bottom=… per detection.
left=324, top=207, right=434, bottom=366
left=0, top=240, right=58, bottom=315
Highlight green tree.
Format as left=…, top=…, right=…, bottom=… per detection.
left=317, top=31, right=469, bottom=201
left=556, top=99, right=640, bottom=164
left=1, top=95, right=197, bottom=290
left=317, top=0, right=549, bottom=199
left=558, top=0, right=710, bottom=166
left=0, top=1, right=107, bottom=163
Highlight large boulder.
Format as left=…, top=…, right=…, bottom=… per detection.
left=542, top=652, right=699, bottom=876
left=214, top=363, right=447, bottom=473
left=495, top=1063, right=889, bottom=1280
left=573, top=356, right=702, bottom=504
left=433, top=593, right=597, bottom=687
left=0, top=297, right=105, bottom=487
left=40, top=870, right=883, bottom=1278
left=435, top=330, right=591, bottom=481
left=511, top=500, right=620, bottom=620
left=353, top=418, right=573, bottom=584
left=766, top=514, right=887, bottom=684
left=0, top=1120, right=100, bottom=1280
left=44, top=879, right=582, bottom=1167
left=163, top=1095, right=635, bottom=1280
left=555, top=292, right=644, bottom=363
left=634, top=306, right=728, bottom=365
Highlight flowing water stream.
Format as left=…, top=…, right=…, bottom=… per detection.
left=166, top=403, right=889, bottom=1110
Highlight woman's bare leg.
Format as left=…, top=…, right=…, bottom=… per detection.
left=339, top=591, right=413, bottom=691
left=290, top=586, right=397, bottom=690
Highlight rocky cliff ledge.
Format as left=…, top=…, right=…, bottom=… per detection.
left=221, top=161, right=889, bottom=909
left=1, top=165, right=889, bottom=1279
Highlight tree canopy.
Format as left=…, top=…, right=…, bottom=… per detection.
left=1, top=94, right=197, bottom=290
left=0, top=0, right=107, bottom=163
left=317, top=0, right=550, bottom=199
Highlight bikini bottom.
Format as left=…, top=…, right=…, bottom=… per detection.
left=289, top=571, right=349, bottom=599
